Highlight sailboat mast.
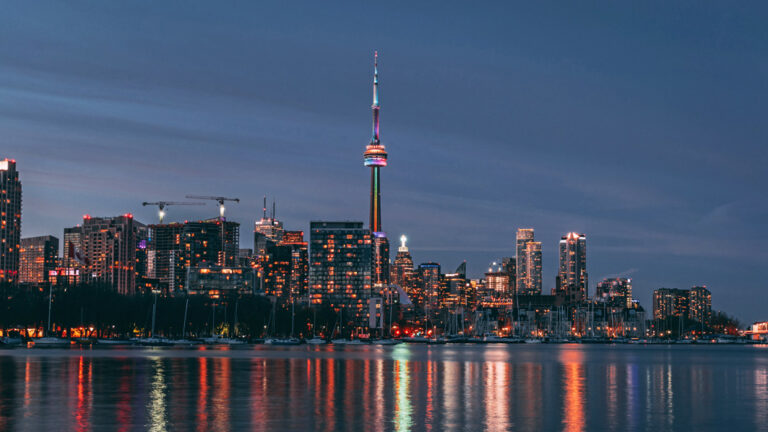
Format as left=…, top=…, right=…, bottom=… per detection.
left=47, top=283, right=53, bottom=334
left=182, top=297, right=189, bottom=339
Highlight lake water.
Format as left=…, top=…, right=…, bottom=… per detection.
left=0, top=344, right=766, bottom=431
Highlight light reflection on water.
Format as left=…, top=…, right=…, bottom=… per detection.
left=0, top=345, right=766, bottom=431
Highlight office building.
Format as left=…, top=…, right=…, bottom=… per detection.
left=254, top=197, right=284, bottom=257
left=0, top=159, right=21, bottom=284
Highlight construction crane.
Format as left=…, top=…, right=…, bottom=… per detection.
left=142, top=201, right=206, bottom=224
left=185, top=195, right=240, bottom=220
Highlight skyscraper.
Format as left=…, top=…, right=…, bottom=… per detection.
left=516, top=229, right=542, bottom=295
left=308, top=221, right=372, bottom=324
left=363, top=52, right=390, bottom=286
left=19, top=235, right=59, bottom=284
left=0, top=159, right=22, bottom=284
left=254, top=196, right=284, bottom=257
left=558, top=232, right=588, bottom=304
left=390, top=235, right=415, bottom=289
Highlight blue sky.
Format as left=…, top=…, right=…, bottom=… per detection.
left=2, top=2, right=767, bottom=322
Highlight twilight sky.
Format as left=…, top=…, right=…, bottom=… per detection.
left=2, top=2, right=767, bottom=322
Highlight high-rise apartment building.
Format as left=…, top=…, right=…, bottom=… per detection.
left=308, top=222, right=372, bottom=324
left=0, top=159, right=22, bottom=284
left=688, top=286, right=712, bottom=325
left=282, top=230, right=308, bottom=300
left=66, top=215, right=142, bottom=295
left=653, top=288, right=690, bottom=321
left=485, top=262, right=510, bottom=297
left=19, top=235, right=59, bottom=284
left=595, top=277, right=632, bottom=308
left=558, top=232, right=588, bottom=304
left=516, top=229, right=542, bottom=295
left=183, top=219, right=240, bottom=268
left=418, top=262, right=441, bottom=311
left=501, top=257, right=516, bottom=295
left=147, top=223, right=185, bottom=291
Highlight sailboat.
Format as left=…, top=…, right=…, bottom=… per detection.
left=305, top=307, right=326, bottom=344
left=265, top=299, right=301, bottom=345
left=137, top=292, right=172, bottom=346
left=371, top=291, right=401, bottom=345
left=34, top=284, right=71, bottom=348
left=330, top=309, right=355, bottom=344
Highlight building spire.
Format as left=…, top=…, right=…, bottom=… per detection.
left=371, top=50, right=380, bottom=144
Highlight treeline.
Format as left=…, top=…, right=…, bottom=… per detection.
left=0, top=283, right=359, bottom=339
left=651, top=310, right=742, bottom=338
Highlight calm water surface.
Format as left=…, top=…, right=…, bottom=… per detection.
left=0, top=344, right=766, bottom=431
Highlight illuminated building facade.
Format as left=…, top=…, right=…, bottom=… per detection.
left=595, top=277, right=632, bottom=308
left=254, top=197, right=283, bottom=257
left=186, top=264, right=254, bottom=297
left=19, top=235, right=59, bottom=284
left=418, top=262, right=441, bottom=311
left=66, top=215, right=142, bottom=295
left=363, top=52, right=390, bottom=286
left=485, top=262, right=510, bottom=297
left=557, top=232, right=588, bottom=304
left=516, top=228, right=542, bottom=295
left=0, top=159, right=21, bottom=284
left=688, top=285, right=712, bottom=325
left=282, top=230, right=308, bottom=300
left=501, top=256, right=516, bottom=295
left=147, top=223, right=185, bottom=291
left=182, top=219, right=240, bottom=268
left=390, top=235, right=415, bottom=287
left=653, top=288, right=689, bottom=320
left=309, top=222, right=372, bottom=323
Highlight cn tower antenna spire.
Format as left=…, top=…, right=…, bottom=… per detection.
left=371, top=50, right=380, bottom=144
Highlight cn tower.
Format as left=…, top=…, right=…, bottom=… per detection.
left=364, top=51, right=390, bottom=285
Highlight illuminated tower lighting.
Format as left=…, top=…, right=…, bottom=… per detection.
left=364, top=51, right=387, bottom=231
left=363, top=51, right=390, bottom=286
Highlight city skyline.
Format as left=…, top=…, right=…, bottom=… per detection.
left=3, top=2, right=767, bottom=322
